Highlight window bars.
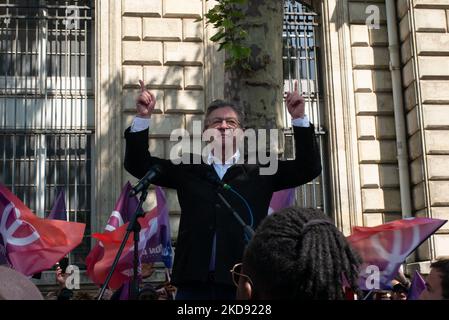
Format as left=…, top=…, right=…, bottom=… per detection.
left=0, top=0, right=94, bottom=267
left=283, top=0, right=329, bottom=213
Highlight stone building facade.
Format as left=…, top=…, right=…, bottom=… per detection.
left=1, top=1, right=448, bottom=288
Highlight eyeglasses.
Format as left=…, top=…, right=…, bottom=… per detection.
left=230, top=263, right=253, bottom=287
left=207, top=117, right=241, bottom=129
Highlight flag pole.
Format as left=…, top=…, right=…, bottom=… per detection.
left=97, top=188, right=149, bottom=300
left=363, top=290, right=374, bottom=300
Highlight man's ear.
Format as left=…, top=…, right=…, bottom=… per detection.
left=236, top=278, right=252, bottom=300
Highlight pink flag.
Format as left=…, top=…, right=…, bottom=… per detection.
left=347, top=217, right=446, bottom=290
left=0, top=184, right=85, bottom=276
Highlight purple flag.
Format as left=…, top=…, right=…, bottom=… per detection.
left=268, top=188, right=296, bottom=215
left=46, top=189, right=67, bottom=278
left=47, top=190, right=66, bottom=221
left=140, top=186, right=173, bottom=268
left=104, top=182, right=138, bottom=232
left=86, top=182, right=139, bottom=284
left=407, top=270, right=426, bottom=300
left=119, top=281, right=131, bottom=300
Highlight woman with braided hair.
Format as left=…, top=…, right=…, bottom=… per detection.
left=231, top=207, right=362, bottom=300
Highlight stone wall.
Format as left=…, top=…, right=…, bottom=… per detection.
left=397, top=0, right=449, bottom=264
left=120, top=0, right=210, bottom=241
left=349, top=0, right=402, bottom=227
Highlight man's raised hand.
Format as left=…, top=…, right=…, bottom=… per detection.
left=136, top=80, right=156, bottom=118
left=285, top=80, right=305, bottom=120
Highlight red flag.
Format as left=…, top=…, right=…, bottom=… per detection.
left=347, top=217, right=446, bottom=290
left=85, top=182, right=138, bottom=284
left=0, top=184, right=85, bottom=276
left=90, top=208, right=158, bottom=290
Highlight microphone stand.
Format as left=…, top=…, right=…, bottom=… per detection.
left=97, top=188, right=149, bottom=300
left=215, top=189, right=255, bottom=243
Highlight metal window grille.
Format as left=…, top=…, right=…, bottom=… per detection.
left=283, top=0, right=329, bottom=213
left=0, top=0, right=94, bottom=268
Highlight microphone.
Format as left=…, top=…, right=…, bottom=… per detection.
left=130, top=164, right=163, bottom=196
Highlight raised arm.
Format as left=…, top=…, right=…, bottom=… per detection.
left=270, top=81, right=322, bottom=191
left=124, top=81, right=179, bottom=189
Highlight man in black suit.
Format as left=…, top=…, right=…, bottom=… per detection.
left=124, top=80, right=321, bottom=299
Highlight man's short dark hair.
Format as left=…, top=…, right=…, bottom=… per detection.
left=205, top=99, right=245, bottom=127
left=430, top=257, right=449, bottom=299
left=243, top=207, right=362, bottom=300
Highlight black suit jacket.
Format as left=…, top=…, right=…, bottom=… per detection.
left=124, top=125, right=322, bottom=286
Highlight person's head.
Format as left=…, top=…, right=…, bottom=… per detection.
left=420, top=257, right=449, bottom=300
left=138, top=284, right=159, bottom=300
left=0, top=266, right=43, bottom=300
left=234, top=207, right=362, bottom=300
left=204, top=100, right=244, bottom=130
left=73, top=292, right=95, bottom=300
left=203, top=100, right=245, bottom=160
left=373, top=291, right=392, bottom=300
left=391, top=280, right=408, bottom=300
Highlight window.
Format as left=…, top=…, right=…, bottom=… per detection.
left=0, top=0, right=94, bottom=267
left=283, top=0, right=328, bottom=212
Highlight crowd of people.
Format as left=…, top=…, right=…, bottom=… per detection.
left=45, top=262, right=176, bottom=300
left=1, top=206, right=448, bottom=300
left=36, top=208, right=448, bottom=301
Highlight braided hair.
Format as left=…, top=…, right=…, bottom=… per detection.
left=242, top=207, right=362, bottom=300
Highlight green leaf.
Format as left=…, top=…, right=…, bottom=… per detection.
left=222, top=18, right=233, bottom=29
left=229, top=45, right=251, bottom=59
left=229, top=11, right=244, bottom=19
left=241, top=47, right=251, bottom=58
left=238, top=30, right=248, bottom=38
left=205, top=13, right=221, bottom=24
left=210, top=30, right=226, bottom=42
left=217, top=41, right=231, bottom=52
left=204, top=0, right=252, bottom=71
